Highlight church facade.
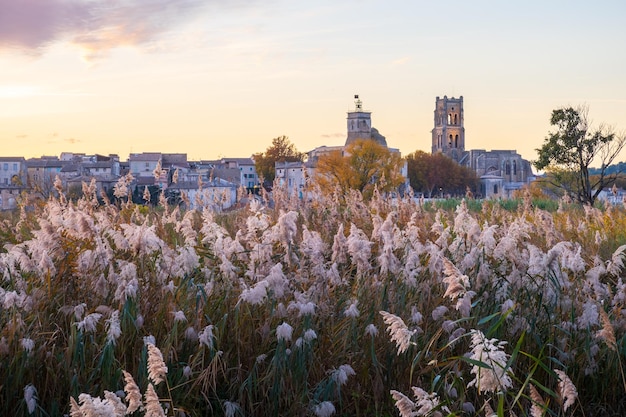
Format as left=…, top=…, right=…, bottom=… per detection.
left=431, top=95, right=534, bottom=198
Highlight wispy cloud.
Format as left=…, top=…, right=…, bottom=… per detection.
left=390, top=56, right=411, bottom=67
left=45, top=132, right=81, bottom=145
left=321, top=133, right=344, bottom=139
left=0, top=0, right=216, bottom=59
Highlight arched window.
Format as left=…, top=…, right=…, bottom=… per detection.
left=449, top=134, right=453, bottom=146
left=513, top=160, right=517, bottom=176
left=505, top=161, right=511, bottom=175
left=455, top=135, right=459, bottom=148
left=494, top=184, right=498, bottom=194
left=454, top=114, right=458, bottom=125
left=448, top=114, right=452, bottom=124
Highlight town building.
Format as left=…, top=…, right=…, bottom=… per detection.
left=0, top=157, right=27, bottom=210
left=431, top=95, right=534, bottom=198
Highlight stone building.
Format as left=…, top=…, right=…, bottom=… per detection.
left=431, top=95, right=534, bottom=198
left=345, top=95, right=388, bottom=147
left=302, top=96, right=408, bottom=196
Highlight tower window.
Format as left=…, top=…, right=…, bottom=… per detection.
left=454, top=114, right=458, bottom=125
left=449, top=134, right=453, bottom=147
left=448, top=114, right=452, bottom=124
left=455, top=135, right=459, bottom=148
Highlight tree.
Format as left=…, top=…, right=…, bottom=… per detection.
left=314, top=139, right=405, bottom=199
left=534, top=106, right=626, bottom=205
left=406, top=151, right=478, bottom=198
left=254, top=136, right=304, bottom=187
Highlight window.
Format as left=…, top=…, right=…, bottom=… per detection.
left=493, top=184, right=498, bottom=194
left=2, top=163, right=7, bottom=171
left=455, top=135, right=459, bottom=148
left=12, top=163, right=17, bottom=171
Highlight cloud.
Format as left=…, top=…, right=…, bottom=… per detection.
left=0, top=0, right=210, bottom=58
left=390, top=56, right=411, bottom=67
left=321, top=132, right=344, bottom=139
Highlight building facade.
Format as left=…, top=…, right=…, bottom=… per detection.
left=431, top=95, right=534, bottom=198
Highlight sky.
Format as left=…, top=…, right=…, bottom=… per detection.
left=1, top=0, right=625, bottom=165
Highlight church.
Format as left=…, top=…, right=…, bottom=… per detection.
left=431, top=95, right=534, bottom=198
left=277, top=96, right=407, bottom=195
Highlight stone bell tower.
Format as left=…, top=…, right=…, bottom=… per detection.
left=345, top=95, right=372, bottom=146
left=431, top=95, right=465, bottom=162
left=345, top=95, right=387, bottom=147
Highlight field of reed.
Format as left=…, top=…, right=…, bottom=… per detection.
left=1, top=180, right=626, bottom=416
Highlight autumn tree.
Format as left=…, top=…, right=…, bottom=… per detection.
left=253, top=136, right=304, bottom=187
left=534, top=106, right=626, bottom=205
left=314, top=139, right=405, bottom=199
left=406, top=150, right=478, bottom=197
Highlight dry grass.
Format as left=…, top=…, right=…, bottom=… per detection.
left=0, top=186, right=625, bottom=416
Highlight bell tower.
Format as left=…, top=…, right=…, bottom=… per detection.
left=345, top=95, right=372, bottom=146
left=431, top=95, right=465, bottom=162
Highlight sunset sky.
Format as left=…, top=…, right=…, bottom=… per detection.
left=1, top=0, right=625, bottom=165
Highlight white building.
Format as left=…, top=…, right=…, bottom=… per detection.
left=129, top=153, right=162, bottom=178
left=275, top=161, right=315, bottom=196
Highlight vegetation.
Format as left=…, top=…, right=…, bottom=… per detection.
left=314, top=139, right=405, bottom=199
left=253, top=136, right=304, bottom=187
left=2, top=177, right=626, bottom=416
left=534, top=106, right=626, bottom=205
left=406, top=151, right=479, bottom=198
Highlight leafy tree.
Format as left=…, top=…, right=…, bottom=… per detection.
left=314, top=139, right=405, bottom=199
left=534, top=106, right=626, bottom=205
left=406, top=150, right=478, bottom=198
left=254, top=136, right=304, bottom=187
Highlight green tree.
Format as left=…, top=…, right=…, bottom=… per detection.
left=254, top=136, right=304, bottom=187
left=406, top=150, right=478, bottom=198
left=314, top=139, right=405, bottom=199
left=534, top=106, right=626, bottom=205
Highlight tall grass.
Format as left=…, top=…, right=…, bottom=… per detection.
left=0, top=184, right=625, bottom=416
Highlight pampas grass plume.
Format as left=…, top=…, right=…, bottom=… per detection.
left=147, top=343, right=168, bottom=386
left=380, top=311, right=415, bottom=354
left=529, top=384, right=545, bottom=417
left=390, top=389, right=415, bottom=417
left=122, top=370, right=142, bottom=414
left=144, top=383, right=165, bottom=417
left=597, top=307, right=617, bottom=352
left=554, top=369, right=578, bottom=412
